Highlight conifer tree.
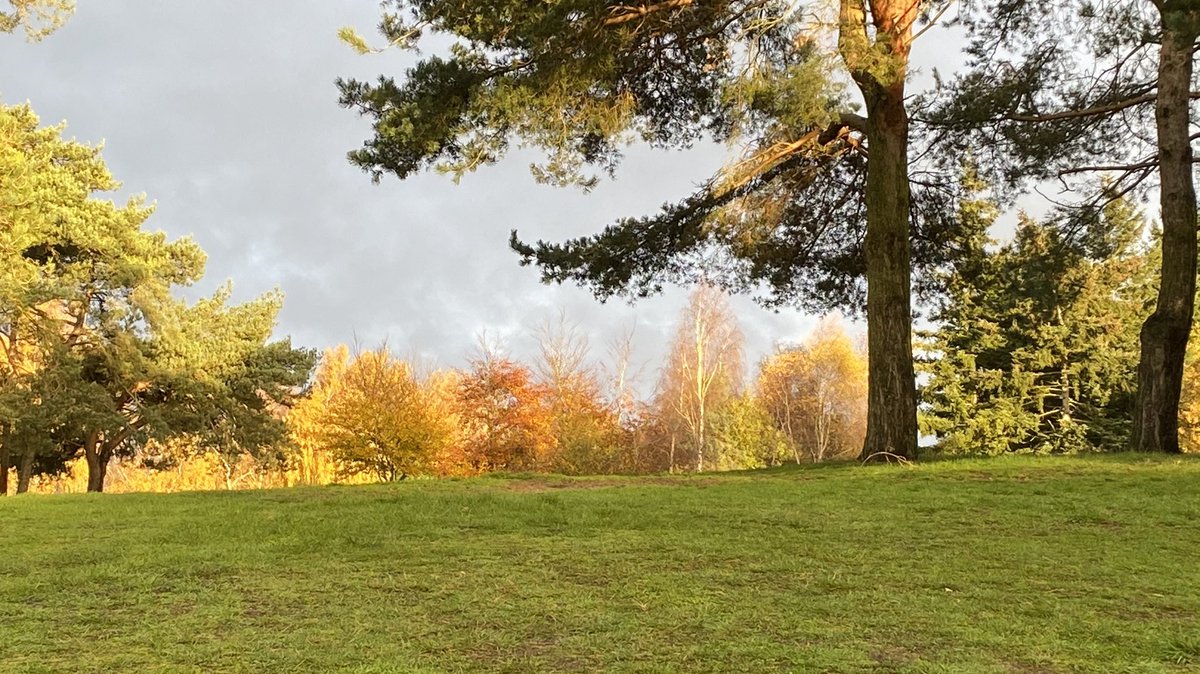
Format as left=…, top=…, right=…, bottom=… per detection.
left=0, top=102, right=313, bottom=493
left=921, top=178, right=1154, bottom=454
left=932, top=0, right=1199, bottom=453
left=339, top=0, right=962, bottom=460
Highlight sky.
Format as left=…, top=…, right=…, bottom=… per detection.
left=0, top=2, right=970, bottom=392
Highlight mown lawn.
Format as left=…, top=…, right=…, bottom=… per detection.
left=2, top=455, right=1200, bottom=673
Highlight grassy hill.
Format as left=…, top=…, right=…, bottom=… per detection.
left=2, top=455, right=1200, bottom=673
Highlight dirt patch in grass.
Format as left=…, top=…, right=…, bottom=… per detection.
left=869, top=644, right=918, bottom=669
left=497, top=476, right=729, bottom=492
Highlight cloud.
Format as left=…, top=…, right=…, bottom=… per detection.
left=0, top=0, right=833, bottom=393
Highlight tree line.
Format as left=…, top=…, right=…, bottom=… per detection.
left=5, top=0, right=1200, bottom=493
left=6, top=263, right=873, bottom=492
left=339, top=0, right=1200, bottom=460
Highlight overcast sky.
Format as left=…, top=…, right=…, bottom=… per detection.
left=0, top=2, right=969, bottom=390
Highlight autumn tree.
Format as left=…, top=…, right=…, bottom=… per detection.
left=757, top=316, right=868, bottom=462
left=455, top=351, right=554, bottom=472
left=287, top=346, right=350, bottom=485
left=317, top=347, right=449, bottom=482
left=656, top=285, right=743, bottom=472
left=1178, top=315, right=1200, bottom=452
left=339, top=0, right=961, bottom=461
left=934, top=1, right=1200, bottom=453
left=709, top=393, right=791, bottom=470
left=423, top=367, right=471, bottom=476
left=534, top=312, right=624, bottom=474
left=1, top=0, right=73, bottom=41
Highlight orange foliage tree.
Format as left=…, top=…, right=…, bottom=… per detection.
left=534, top=313, right=625, bottom=474
left=455, top=354, right=554, bottom=472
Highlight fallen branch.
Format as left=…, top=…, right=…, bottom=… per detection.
left=861, top=451, right=913, bottom=466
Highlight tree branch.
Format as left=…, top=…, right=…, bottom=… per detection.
left=1008, top=91, right=1200, bottom=123
left=604, top=0, right=695, bottom=26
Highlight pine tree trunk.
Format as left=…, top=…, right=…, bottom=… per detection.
left=1131, top=10, right=1198, bottom=454
left=16, top=447, right=34, bottom=494
left=0, top=437, right=8, bottom=497
left=859, top=83, right=918, bottom=461
left=84, top=434, right=107, bottom=493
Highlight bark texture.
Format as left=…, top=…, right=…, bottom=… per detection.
left=860, top=85, right=918, bottom=460
left=840, top=0, right=919, bottom=460
left=1131, top=7, right=1199, bottom=453
left=84, top=432, right=109, bottom=493
left=0, top=439, right=8, bottom=497
left=16, top=447, right=33, bottom=494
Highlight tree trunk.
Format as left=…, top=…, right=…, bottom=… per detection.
left=858, top=83, right=918, bottom=461
left=16, top=447, right=34, bottom=494
left=839, top=0, right=919, bottom=461
left=668, top=434, right=676, bottom=474
left=84, top=433, right=107, bottom=493
left=221, top=456, right=235, bottom=491
left=1131, top=9, right=1198, bottom=453
left=0, top=438, right=8, bottom=497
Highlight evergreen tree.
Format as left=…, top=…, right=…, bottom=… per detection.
left=0, top=102, right=314, bottom=493
left=338, top=0, right=964, bottom=460
left=921, top=181, right=1153, bottom=455
left=932, top=1, right=1200, bottom=453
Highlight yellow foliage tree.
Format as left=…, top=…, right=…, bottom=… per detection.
left=1178, top=321, right=1200, bottom=453
left=757, top=315, right=867, bottom=463
left=1, top=0, right=73, bottom=41
left=286, top=346, right=349, bottom=485
left=656, top=285, right=744, bottom=472
left=320, top=347, right=451, bottom=482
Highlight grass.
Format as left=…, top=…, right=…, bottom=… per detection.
left=2, top=454, right=1200, bottom=673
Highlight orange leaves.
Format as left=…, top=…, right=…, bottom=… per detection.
left=454, top=356, right=555, bottom=472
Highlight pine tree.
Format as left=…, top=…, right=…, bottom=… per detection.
left=921, top=181, right=1153, bottom=455
left=0, top=102, right=314, bottom=493
left=339, top=0, right=965, bottom=460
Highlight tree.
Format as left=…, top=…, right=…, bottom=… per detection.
left=1178, top=317, right=1200, bottom=452
left=920, top=184, right=1154, bottom=455
left=709, top=393, right=791, bottom=470
left=756, top=315, right=868, bottom=462
left=0, top=102, right=313, bottom=492
left=1, top=0, right=73, bottom=41
left=455, top=352, right=554, bottom=472
left=318, top=347, right=449, bottom=482
left=339, top=0, right=960, bottom=460
left=934, top=1, right=1200, bottom=453
left=287, top=346, right=350, bottom=485
left=655, top=285, right=743, bottom=472
left=534, top=312, right=624, bottom=474
left=0, top=345, right=107, bottom=493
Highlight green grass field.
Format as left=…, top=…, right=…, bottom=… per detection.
left=3, top=455, right=1200, bottom=673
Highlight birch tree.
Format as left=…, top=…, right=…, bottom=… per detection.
left=656, top=285, right=743, bottom=471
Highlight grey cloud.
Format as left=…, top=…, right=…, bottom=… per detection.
left=1, top=1, right=851, bottom=393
